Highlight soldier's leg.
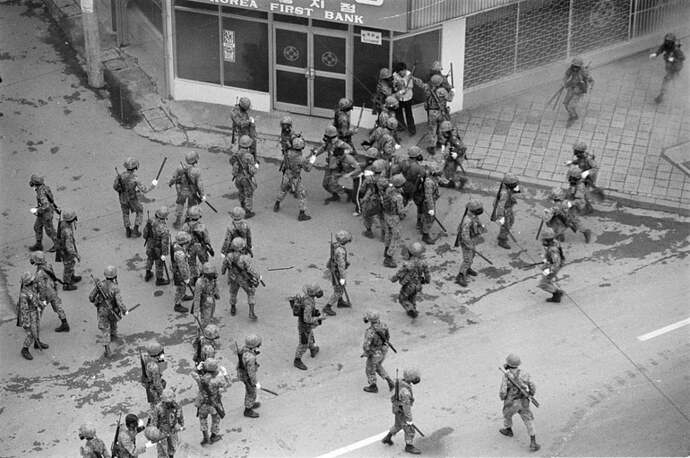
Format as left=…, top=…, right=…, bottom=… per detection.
left=389, top=223, right=401, bottom=262
left=131, top=202, right=144, bottom=237
left=244, top=185, right=254, bottom=213
left=295, top=329, right=309, bottom=360
left=210, top=411, right=220, bottom=435
left=421, top=210, right=434, bottom=240
left=456, top=246, right=474, bottom=286
left=33, top=217, right=44, bottom=246
left=62, top=257, right=75, bottom=284
left=365, top=355, right=377, bottom=385
left=538, top=274, right=558, bottom=293
left=201, top=304, right=213, bottom=328
left=49, top=296, right=67, bottom=321
left=109, top=316, right=119, bottom=340
left=427, top=111, right=439, bottom=150
left=297, top=183, right=309, bottom=213
left=389, top=411, right=404, bottom=436
left=198, top=406, right=209, bottom=433
left=23, top=325, right=37, bottom=349
left=42, top=213, right=57, bottom=244
left=518, top=406, right=536, bottom=436
left=154, top=258, right=165, bottom=282
left=275, top=181, right=289, bottom=204
left=173, top=194, right=187, bottom=228
left=246, top=287, right=257, bottom=319
left=244, top=380, right=257, bottom=408
left=398, top=287, right=413, bottom=313
left=562, top=90, right=575, bottom=118
left=502, top=401, right=520, bottom=429
left=403, top=422, right=416, bottom=446
left=228, top=281, right=239, bottom=315
left=120, top=203, right=131, bottom=230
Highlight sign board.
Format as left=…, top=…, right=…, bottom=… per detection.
left=189, top=0, right=408, bottom=32
left=360, top=29, right=382, bottom=45
left=223, top=29, right=235, bottom=62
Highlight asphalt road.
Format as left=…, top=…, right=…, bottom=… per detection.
left=1, top=1, right=689, bottom=457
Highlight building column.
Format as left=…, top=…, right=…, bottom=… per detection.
left=162, top=0, right=174, bottom=98
left=441, top=16, right=466, bottom=112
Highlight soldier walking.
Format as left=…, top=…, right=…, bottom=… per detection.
left=116, top=413, right=154, bottom=456
left=55, top=209, right=81, bottom=290
left=171, top=231, right=192, bottom=314
left=181, top=206, right=211, bottom=284
left=141, top=341, right=167, bottom=413
left=78, top=424, right=110, bottom=458
left=193, top=263, right=220, bottom=328
left=417, top=163, right=441, bottom=245
left=231, top=135, right=259, bottom=218
left=113, top=157, right=156, bottom=238
left=168, top=151, right=205, bottom=229
left=538, top=228, right=565, bottom=303
left=88, top=266, right=128, bottom=358
left=562, top=57, right=594, bottom=127
left=30, top=251, right=69, bottom=332
left=191, top=358, right=229, bottom=445
left=361, top=159, right=389, bottom=240
left=565, top=142, right=599, bottom=213
left=492, top=174, right=521, bottom=250
left=279, top=116, right=300, bottom=157
left=16, top=272, right=47, bottom=360
left=193, top=324, right=220, bottom=368
left=650, top=33, right=685, bottom=103
left=274, top=137, right=315, bottom=221
left=382, top=174, right=407, bottom=268
left=221, top=237, right=261, bottom=320
left=313, top=125, right=355, bottom=203
left=144, top=206, right=171, bottom=285
left=325, top=230, right=352, bottom=316
left=230, top=97, right=257, bottom=159
left=334, top=97, right=357, bottom=148
left=437, top=121, right=468, bottom=190
left=237, top=334, right=262, bottom=418
left=422, top=74, right=451, bottom=154
left=362, top=310, right=394, bottom=393
left=381, top=368, right=422, bottom=455
left=292, top=284, right=324, bottom=371
left=499, top=354, right=540, bottom=452
left=543, top=188, right=573, bottom=242
left=391, top=242, right=430, bottom=319
left=221, top=207, right=253, bottom=256
left=455, top=200, right=487, bottom=287
left=151, top=388, right=184, bottom=457
left=28, top=174, right=58, bottom=252
left=564, top=168, right=593, bottom=243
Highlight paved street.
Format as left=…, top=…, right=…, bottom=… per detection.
left=1, top=1, right=690, bottom=457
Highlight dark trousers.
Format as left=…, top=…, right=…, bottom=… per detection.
left=397, top=100, right=416, bottom=134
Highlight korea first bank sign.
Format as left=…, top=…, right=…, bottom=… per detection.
left=192, top=0, right=407, bottom=32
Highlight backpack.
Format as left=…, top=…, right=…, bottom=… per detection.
left=288, top=295, right=304, bottom=317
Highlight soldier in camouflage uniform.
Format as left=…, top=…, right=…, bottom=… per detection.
left=562, top=57, right=594, bottom=127
left=293, top=284, right=324, bottom=371
left=313, top=125, right=356, bottom=203
left=168, top=151, right=206, bottom=229
left=334, top=97, right=357, bottom=148
left=151, top=388, right=184, bottom=457
left=230, top=97, right=257, bottom=159
left=362, top=310, right=394, bottom=393
left=17, top=272, right=46, bottom=360
left=144, top=206, right=171, bottom=285
left=565, top=142, right=599, bottom=214
left=55, top=209, right=81, bottom=290
left=171, top=231, right=192, bottom=314
left=237, top=334, right=262, bottom=418
left=499, top=353, right=540, bottom=452
left=417, top=162, right=441, bottom=245
left=372, top=68, right=394, bottom=117
left=564, top=168, right=593, bottom=243
left=28, top=174, right=58, bottom=252
left=113, top=157, right=156, bottom=238
left=89, top=266, right=129, bottom=358
left=455, top=200, right=488, bottom=287
left=30, top=251, right=69, bottom=332
left=391, top=242, right=430, bottom=319
left=438, top=121, right=468, bottom=190
left=650, top=33, right=685, bottom=103
left=375, top=118, right=400, bottom=160
left=428, top=60, right=453, bottom=92
left=361, top=159, right=389, bottom=240
left=492, top=174, right=521, bottom=250
left=78, top=424, right=110, bottom=458
left=279, top=116, right=300, bottom=157
left=543, top=188, right=573, bottom=242
left=116, top=413, right=153, bottom=456
left=141, top=341, right=167, bottom=413
left=221, top=207, right=253, bottom=256
left=193, top=263, right=220, bottom=328
left=382, top=174, right=407, bottom=268
left=221, top=237, right=261, bottom=320
left=422, top=75, right=452, bottom=154
left=381, top=368, right=422, bottom=455
left=392, top=146, right=424, bottom=206
left=364, top=113, right=391, bottom=149
left=193, top=324, right=220, bottom=368
left=538, top=228, right=565, bottom=303
left=325, top=230, right=352, bottom=316
left=274, top=137, right=314, bottom=221
left=181, top=206, right=212, bottom=284
left=191, top=358, right=229, bottom=445
left=231, top=135, right=259, bottom=218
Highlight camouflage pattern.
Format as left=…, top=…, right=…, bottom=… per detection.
left=191, top=370, right=227, bottom=434
left=181, top=219, right=210, bottom=279
left=113, top=169, right=151, bottom=228
left=221, top=220, right=252, bottom=256
left=389, top=379, right=415, bottom=445
left=80, top=436, right=110, bottom=458
left=395, top=158, right=424, bottom=205
left=17, top=282, right=42, bottom=348
left=500, top=368, right=537, bottom=436
left=231, top=147, right=257, bottom=212
left=57, top=219, right=79, bottom=284
left=327, top=241, right=348, bottom=307
left=152, top=399, right=184, bottom=457
left=276, top=147, right=312, bottom=212
left=192, top=276, right=219, bottom=328
left=323, top=150, right=359, bottom=196
left=295, top=293, right=321, bottom=359
left=391, top=259, right=430, bottom=315
left=544, top=201, right=573, bottom=241
left=439, top=128, right=467, bottom=188
left=88, top=278, right=127, bottom=345
left=375, top=132, right=397, bottom=160
left=570, top=152, right=599, bottom=204
left=145, top=218, right=170, bottom=281
left=496, top=187, right=518, bottom=243
left=34, top=263, right=66, bottom=320
left=419, top=175, right=439, bottom=236
left=382, top=186, right=405, bottom=262
left=562, top=65, right=594, bottom=120
left=373, top=78, right=394, bottom=115
left=168, top=162, right=204, bottom=227
left=363, top=321, right=391, bottom=385
left=279, top=127, right=300, bottom=155
left=564, top=182, right=589, bottom=234
left=333, top=108, right=355, bottom=146
left=237, top=346, right=259, bottom=408
left=538, top=243, right=564, bottom=294
left=458, top=214, right=487, bottom=275
left=141, top=353, right=166, bottom=411
left=361, top=174, right=388, bottom=234
left=424, top=84, right=452, bottom=146
left=221, top=252, right=259, bottom=311
left=32, top=183, right=57, bottom=245
left=116, top=426, right=147, bottom=457
left=230, top=104, right=257, bottom=157
left=171, top=242, right=191, bottom=307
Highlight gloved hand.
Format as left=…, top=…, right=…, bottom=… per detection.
left=339, top=278, right=345, bottom=286
left=498, top=217, right=505, bottom=225
left=668, top=56, right=675, bottom=62
left=363, top=170, right=374, bottom=177
left=451, top=152, right=458, bottom=160
left=145, top=441, right=155, bottom=449
left=649, top=53, right=657, bottom=59
left=160, top=255, right=166, bottom=262
left=201, top=195, right=207, bottom=202
left=309, top=154, right=317, bottom=164
left=394, top=144, right=401, bottom=150
left=581, top=170, right=591, bottom=178
left=256, top=382, right=261, bottom=390
left=428, top=209, right=435, bottom=216
left=543, top=268, right=550, bottom=276
left=151, top=179, right=158, bottom=187
left=30, top=207, right=38, bottom=215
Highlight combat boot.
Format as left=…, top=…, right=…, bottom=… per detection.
left=298, top=210, right=311, bottom=221
left=182, top=293, right=193, bottom=301
left=62, top=283, right=77, bottom=291
left=583, top=229, right=592, bottom=243
left=294, top=358, right=307, bottom=370
left=200, top=431, right=210, bottom=446
left=498, top=239, right=511, bottom=249
left=174, top=303, right=189, bottom=313
left=363, top=384, right=378, bottom=393
left=362, top=229, right=375, bottom=239
left=386, top=377, right=395, bottom=391
left=252, top=402, right=261, bottom=409
left=455, top=272, right=468, bottom=287
left=72, top=275, right=82, bottom=283
left=499, top=427, right=513, bottom=437
left=381, top=432, right=393, bottom=445
left=273, top=201, right=280, bottom=212
left=324, top=193, right=341, bottom=203
left=245, top=210, right=256, bottom=219
left=422, top=233, right=435, bottom=245
left=383, top=256, right=397, bottom=268
left=243, top=408, right=259, bottom=418
left=230, top=304, right=237, bottom=316
left=530, top=436, right=540, bottom=452
left=323, top=304, right=336, bottom=316
left=55, top=318, right=70, bottom=332
left=337, top=298, right=351, bottom=308
left=405, top=444, right=421, bottom=454
left=407, top=309, right=419, bottom=319
left=467, top=268, right=478, bottom=276
left=654, top=93, right=663, bottom=104
left=144, top=270, right=153, bottom=282
left=210, top=433, right=222, bottom=443
left=248, top=304, right=258, bottom=320
left=310, top=346, right=319, bottom=357
left=131, top=225, right=142, bottom=238
left=21, top=347, right=33, bottom=360
left=125, top=226, right=132, bottom=238
left=103, top=344, right=112, bottom=359
left=29, top=241, right=43, bottom=251
left=155, top=277, right=170, bottom=286
left=34, top=340, right=49, bottom=349
left=546, top=291, right=563, bottom=303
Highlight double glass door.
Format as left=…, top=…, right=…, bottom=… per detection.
left=274, top=25, right=348, bottom=117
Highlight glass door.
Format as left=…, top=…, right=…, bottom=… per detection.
left=274, top=27, right=310, bottom=114
left=311, top=30, right=348, bottom=117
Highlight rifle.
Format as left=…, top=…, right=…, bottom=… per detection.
left=114, top=167, right=125, bottom=198
left=373, top=327, right=397, bottom=353
left=548, top=86, right=565, bottom=110
left=231, top=96, right=238, bottom=144
left=90, top=274, right=118, bottom=320
left=111, top=413, right=121, bottom=458
left=535, top=219, right=544, bottom=240
left=192, top=313, right=203, bottom=364
left=154, top=157, right=167, bottom=182
left=40, top=265, right=64, bottom=285
left=179, top=161, right=218, bottom=213
left=472, top=248, right=493, bottom=265
left=198, top=374, right=225, bottom=418
left=43, top=187, right=61, bottom=215
left=193, top=231, right=214, bottom=257
left=521, top=261, right=544, bottom=269
left=499, top=367, right=540, bottom=408
left=453, top=208, right=468, bottom=247
left=143, top=210, right=152, bottom=248
left=329, top=233, right=351, bottom=305
left=140, top=349, right=155, bottom=403
left=490, top=182, right=503, bottom=222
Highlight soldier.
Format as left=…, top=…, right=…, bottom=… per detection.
left=16, top=272, right=47, bottom=360
left=221, top=207, right=253, bottom=256
left=170, top=231, right=192, bottom=313
left=168, top=151, right=206, bottom=229
left=230, top=135, right=259, bottom=218
left=538, top=228, right=565, bottom=303
left=28, top=174, right=58, bottom=252
left=333, top=97, right=357, bottom=148
left=362, top=310, right=394, bottom=393
left=564, top=168, right=593, bottom=243
left=181, top=206, right=212, bottom=284
left=314, top=125, right=358, bottom=203
left=78, top=424, right=110, bottom=458
left=191, top=358, right=229, bottom=445
left=372, top=68, right=394, bottom=116
left=493, top=174, right=521, bottom=250
left=274, top=137, right=315, bottom=221
left=382, top=174, right=407, bottom=268
left=381, top=368, right=422, bottom=455
left=193, top=262, right=220, bottom=328
left=230, top=96, right=257, bottom=159
left=193, top=323, right=220, bottom=368
left=55, top=209, right=81, bottom=290
left=423, top=75, right=452, bottom=154
left=364, top=112, right=391, bottom=148
left=30, top=251, right=70, bottom=332
left=151, top=388, right=184, bottom=457
left=391, top=242, right=430, bottom=319
left=428, top=60, right=453, bottom=93
left=141, top=341, right=167, bottom=413
left=499, top=354, right=540, bottom=452
left=565, top=142, right=599, bottom=213
left=392, top=146, right=424, bottom=206
left=279, top=116, right=300, bottom=157
left=89, top=266, right=128, bottom=358
left=113, top=157, right=156, bottom=238
left=361, top=159, right=389, bottom=240
left=438, top=121, right=468, bottom=190
left=383, top=96, right=401, bottom=133
left=650, top=33, right=685, bottom=103
left=144, top=206, right=171, bottom=285
left=562, top=57, right=594, bottom=127
left=351, top=147, right=381, bottom=217
left=292, top=284, right=324, bottom=371
left=417, top=162, right=441, bottom=245
left=375, top=118, right=400, bottom=160
left=221, top=237, right=261, bottom=319
left=116, top=413, right=154, bottom=456
left=237, top=334, right=262, bottom=418
left=455, top=200, right=487, bottom=287
left=325, top=230, right=352, bottom=316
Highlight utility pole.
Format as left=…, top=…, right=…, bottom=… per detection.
left=80, top=0, right=104, bottom=88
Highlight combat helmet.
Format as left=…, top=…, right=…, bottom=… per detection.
left=238, top=97, right=251, bottom=110
left=239, top=135, right=253, bottom=148
left=231, top=237, right=246, bottom=252
left=505, top=353, right=521, bottom=367
left=104, top=265, right=117, bottom=279
left=391, top=174, right=406, bottom=188
left=280, top=116, right=293, bottom=126
left=230, top=206, right=246, bottom=220
left=292, top=137, right=306, bottom=150
left=403, top=368, right=421, bottom=383
left=245, top=334, right=262, bottom=348
left=379, top=68, right=391, bottom=80
left=204, top=324, right=220, bottom=340
left=123, top=157, right=139, bottom=170
left=338, top=97, right=353, bottom=111
left=324, top=125, right=338, bottom=138
left=335, top=230, right=352, bottom=244
left=155, top=206, right=169, bottom=219
left=408, top=241, right=425, bottom=257
left=78, top=424, right=96, bottom=440
left=185, top=151, right=199, bottom=165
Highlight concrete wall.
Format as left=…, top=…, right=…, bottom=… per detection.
left=173, top=79, right=271, bottom=112
left=442, top=16, right=466, bottom=112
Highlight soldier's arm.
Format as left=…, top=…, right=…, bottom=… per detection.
left=36, top=188, right=50, bottom=213
left=176, top=252, right=191, bottom=281
left=362, top=329, right=373, bottom=353
left=113, top=286, right=127, bottom=315
left=192, top=279, right=202, bottom=310
left=424, top=180, right=434, bottom=208
left=100, top=439, right=112, bottom=458
left=499, top=375, right=508, bottom=400
left=245, top=354, right=258, bottom=385
left=675, top=48, right=685, bottom=61
left=64, top=230, right=77, bottom=256
left=220, top=257, right=229, bottom=276
left=88, top=286, right=98, bottom=303
left=461, top=221, right=474, bottom=248
left=335, top=249, right=347, bottom=280
left=523, top=373, right=536, bottom=395
left=400, top=389, right=413, bottom=421
left=302, top=300, right=318, bottom=325
left=195, top=172, right=205, bottom=196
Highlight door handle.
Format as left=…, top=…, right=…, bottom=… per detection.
left=305, top=67, right=310, bottom=79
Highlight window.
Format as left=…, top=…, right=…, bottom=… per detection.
left=222, top=16, right=269, bottom=91
left=352, top=31, right=390, bottom=107
left=131, top=0, right=162, bottom=33
left=392, top=29, right=441, bottom=104
left=175, top=10, right=220, bottom=84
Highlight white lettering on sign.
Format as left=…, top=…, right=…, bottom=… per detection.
left=270, top=3, right=314, bottom=15
left=340, top=2, right=355, bottom=13
left=208, top=0, right=258, bottom=6
left=324, top=10, right=363, bottom=23
left=80, top=0, right=94, bottom=13
left=310, top=0, right=324, bottom=8
left=355, top=0, right=383, bottom=5
left=360, top=29, right=381, bottom=45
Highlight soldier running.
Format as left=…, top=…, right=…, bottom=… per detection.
left=562, top=57, right=594, bottom=127
left=230, top=135, right=258, bottom=218
left=565, top=142, right=599, bottom=214
left=362, top=310, right=394, bottom=393
left=274, top=137, right=315, bottom=221
left=381, top=368, right=422, bottom=455
left=237, top=334, right=262, bottom=418
left=30, top=251, right=70, bottom=332
left=113, top=157, right=156, bottom=238
left=455, top=200, right=487, bottom=287
left=28, top=174, right=58, bottom=252
left=650, top=33, right=685, bottom=103
left=391, top=242, right=430, bottom=319
left=143, top=206, right=171, bottom=285
left=499, top=354, right=540, bottom=452
left=292, top=284, right=324, bottom=371
left=564, top=168, right=593, bottom=243
left=221, top=237, right=261, bottom=320
left=17, top=272, right=46, bottom=360
left=168, top=151, right=206, bottom=229
left=88, top=266, right=129, bottom=358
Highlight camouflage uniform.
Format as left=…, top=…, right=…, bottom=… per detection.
left=171, top=236, right=192, bottom=313
left=438, top=125, right=467, bottom=189
left=116, top=426, right=147, bottom=457
left=538, top=231, right=565, bottom=302
left=417, top=171, right=440, bottom=242
left=221, top=246, right=260, bottom=319
left=141, top=350, right=167, bottom=412
left=193, top=274, right=220, bottom=328
left=113, top=167, right=151, bottom=234
left=30, top=178, right=58, bottom=249
left=79, top=435, right=109, bottom=458
left=220, top=215, right=253, bottom=257
left=456, top=202, right=487, bottom=287
left=294, top=286, right=322, bottom=366
left=564, top=177, right=592, bottom=243
left=17, top=278, right=42, bottom=356
left=391, top=254, right=430, bottom=318
left=567, top=145, right=599, bottom=211
left=56, top=214, right=80, bottom=287
left=651, top=33, right=685, bottom=102
left=493, top=176, right=520, bottom=249
left=362, top=314, right=393, bottom=391
left=151, top=397, right=184, bottom=457
left=168, top=160, right=204, bottom=229
left=333, top=107, right=355, bottom=148
left=191, top=365, right=228, bottom=441
left=361, top=169, right=388, bottom=239
left=314, top=131, right=354, bottom=201
left=382, top=369, right=421, bottom=454
left=562, top=58, right=594, bottom=124
left=279, top=125, right=300, bottom=156
left=500, top=363, right=538, bottom=445
left=193, top=326, right=220, bottom=366
left=276, top=144, right=313, bottom=217
left=181, top=216, right=211, bottom=282
left=237, top=342, right=261, bottom=413
left=230, top=144, right=258, bottom=214
left=424, top=82, right=451, bottom=148
left=33, top=259, right=68, bottom=330
left=372, top=70, right=394, bottom=116
left=382, top=178, right=406, bottom=268
left=375, top=131, right=398, bottom=161
left=230, top=101, right=257, bottom=158
left=88, top=276, right=127, bottom=347
left=144, top=210, right=171, bottom=284
left=325, top=234, right=350, bottom=314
